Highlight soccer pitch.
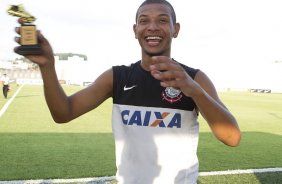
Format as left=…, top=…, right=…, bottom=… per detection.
left=0, top=84, right=281, bottom=184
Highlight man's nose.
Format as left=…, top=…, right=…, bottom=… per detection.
left=147, top=21, right=159, bottom=30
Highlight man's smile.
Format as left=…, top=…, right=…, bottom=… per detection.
left=145, top=36, right=163, bottom=46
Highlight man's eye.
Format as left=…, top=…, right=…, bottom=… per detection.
left=160, top=19, right=168, bottom=23
left=139, top=19, right=147, bottom=24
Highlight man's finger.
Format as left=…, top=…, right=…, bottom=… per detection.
left=14, top=36, right=20, bottom=44
left=17, top=18, right=24, bottom=25
left=152, top=56, right=172, bottom=63
left=150, top=61, right=180, bottom=72
left=15, top=27, right=20, bottom=34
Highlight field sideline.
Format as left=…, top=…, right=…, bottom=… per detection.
left=0, top=86, right=282, bottom=184
left=0, top=168, right=282, bottom=184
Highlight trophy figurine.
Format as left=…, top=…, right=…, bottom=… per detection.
left=7, top=4, right=41, bottom=55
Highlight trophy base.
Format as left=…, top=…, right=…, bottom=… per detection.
left=17, top=45, right=41, bottom=55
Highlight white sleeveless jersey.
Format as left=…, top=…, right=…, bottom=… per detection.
left=112, top=61, right=199, bottom=184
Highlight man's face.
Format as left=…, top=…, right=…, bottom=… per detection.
left=134, top=3, right=179, bottom=57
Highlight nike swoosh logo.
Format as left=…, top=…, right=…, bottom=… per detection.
left=124, top=85, right=137, bottom=91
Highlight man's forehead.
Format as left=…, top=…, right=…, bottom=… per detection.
left=137, top=4, right=172, bottom=18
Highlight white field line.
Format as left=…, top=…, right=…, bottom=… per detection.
left=199, top=167, right=282, bottom=176
left=0, top=85, right=24, bottom=118
left=0, top=168, right=281, bottom=184
left=0, top=176, right=116, bottom=184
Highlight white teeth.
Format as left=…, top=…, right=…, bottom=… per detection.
left=146, top=36, right=161, bottom=40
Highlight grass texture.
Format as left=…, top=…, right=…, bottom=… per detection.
left=0, top=85, right=281, bottom=183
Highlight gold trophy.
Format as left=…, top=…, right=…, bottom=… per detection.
left=7, top=4, right=41, bottom=55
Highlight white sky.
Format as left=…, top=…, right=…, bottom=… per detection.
left=1, top=0, right=282, bottom=89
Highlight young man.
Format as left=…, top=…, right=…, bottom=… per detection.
left=14, top=0, right=241, bottom=183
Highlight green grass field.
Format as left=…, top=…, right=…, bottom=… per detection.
left=0, top=84, right=281, bottom=183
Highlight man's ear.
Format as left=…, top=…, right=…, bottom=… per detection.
left=133, top=24, right=138, bottom=39
left=173, top=23, right=180, bottom=38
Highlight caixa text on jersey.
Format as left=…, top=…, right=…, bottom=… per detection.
left=120, top=110, right=181, bottom=128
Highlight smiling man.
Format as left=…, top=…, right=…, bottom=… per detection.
left=134, top=0, right=179, bottom=70
left=14, top=0, right=241, bottom=183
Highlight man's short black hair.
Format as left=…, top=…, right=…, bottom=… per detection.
left=136, top=0, right=177, bottom=24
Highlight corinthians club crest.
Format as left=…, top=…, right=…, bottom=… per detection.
left=162, top=87, right=183, bottom=103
